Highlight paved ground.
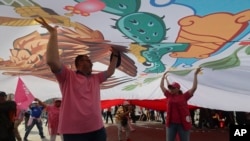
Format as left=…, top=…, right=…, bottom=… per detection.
left=19, top=120, right=229, bottom=141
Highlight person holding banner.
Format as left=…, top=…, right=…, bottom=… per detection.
left=160, top=67, right=202, bottom=141
left=34, top=17, right=120, bottom=141
left=35, top=98, right=62, bottom=141
left=23, top=101, right=45, bottom=141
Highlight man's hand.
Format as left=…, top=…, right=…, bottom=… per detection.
left=195, top=67, right=202, bottom=75
left=34, top=17, right=58, bottom=33
left=111, top=47, right=119, bottom=56
left=163, top=71, right=169, bottom=78
left=110, top=47, right=121, bottom=68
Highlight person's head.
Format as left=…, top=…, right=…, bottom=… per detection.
left=6, top=93, right=14, bottom=101
left=168, top=82, right=181, bottom=94
left=54, top=99, right=61, bottom=107
left=123, top=100, right=130, bottom=106
left=0, top=91, right=7, bottom=103
left=75, top=55, right=93, bottom=76
left=123, top=100, right=132, bottom=111
left=32, top=101, right=39, bottom=106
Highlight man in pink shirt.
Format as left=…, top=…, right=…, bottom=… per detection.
left=35, top=17, right=120, bottom=141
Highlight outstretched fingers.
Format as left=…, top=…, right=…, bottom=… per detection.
left=195, top=67, right=203, bottom=75
left=34, top=17, right=48, bottom=26
left=34, top=17, right=57, bottom=32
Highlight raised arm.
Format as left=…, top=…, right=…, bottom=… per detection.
left=106, top=48, right=119, bottom=78
left=35, top=17, right=61, bottom=72
left=160, top=71, right=169, bottom=93
left=188, top=67, right=202, bottom=96
left=34, top=98, right=47, bottom=108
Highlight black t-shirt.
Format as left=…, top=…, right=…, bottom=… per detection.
left=0, top=101, right=16, bottom=140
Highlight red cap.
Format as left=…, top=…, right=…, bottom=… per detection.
left=168, top=82, right=181, bottom=89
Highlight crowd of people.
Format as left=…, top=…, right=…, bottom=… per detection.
left=1, top=91, right=250, bottom=141
left=0, top=91, right=165, bottom=141
left=0, top=92, right=62, bottom=141
left=190, top=108, right=250, bottom=130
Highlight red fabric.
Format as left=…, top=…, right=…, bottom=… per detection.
left=101, top=99, right=124, bottom=109
left=100, top=99, right=198, bottom=111
left=239, top=41, right=250, bottom=45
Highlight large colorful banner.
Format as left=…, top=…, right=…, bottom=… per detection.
left=0, top=0, right=250, bottom=111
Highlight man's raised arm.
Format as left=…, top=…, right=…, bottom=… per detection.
left=35, top=17, right=61, bottom=72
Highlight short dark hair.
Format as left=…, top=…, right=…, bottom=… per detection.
left=0, top=91, right=7, bottom=97
left=74, top=55, right=88, bottom=67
